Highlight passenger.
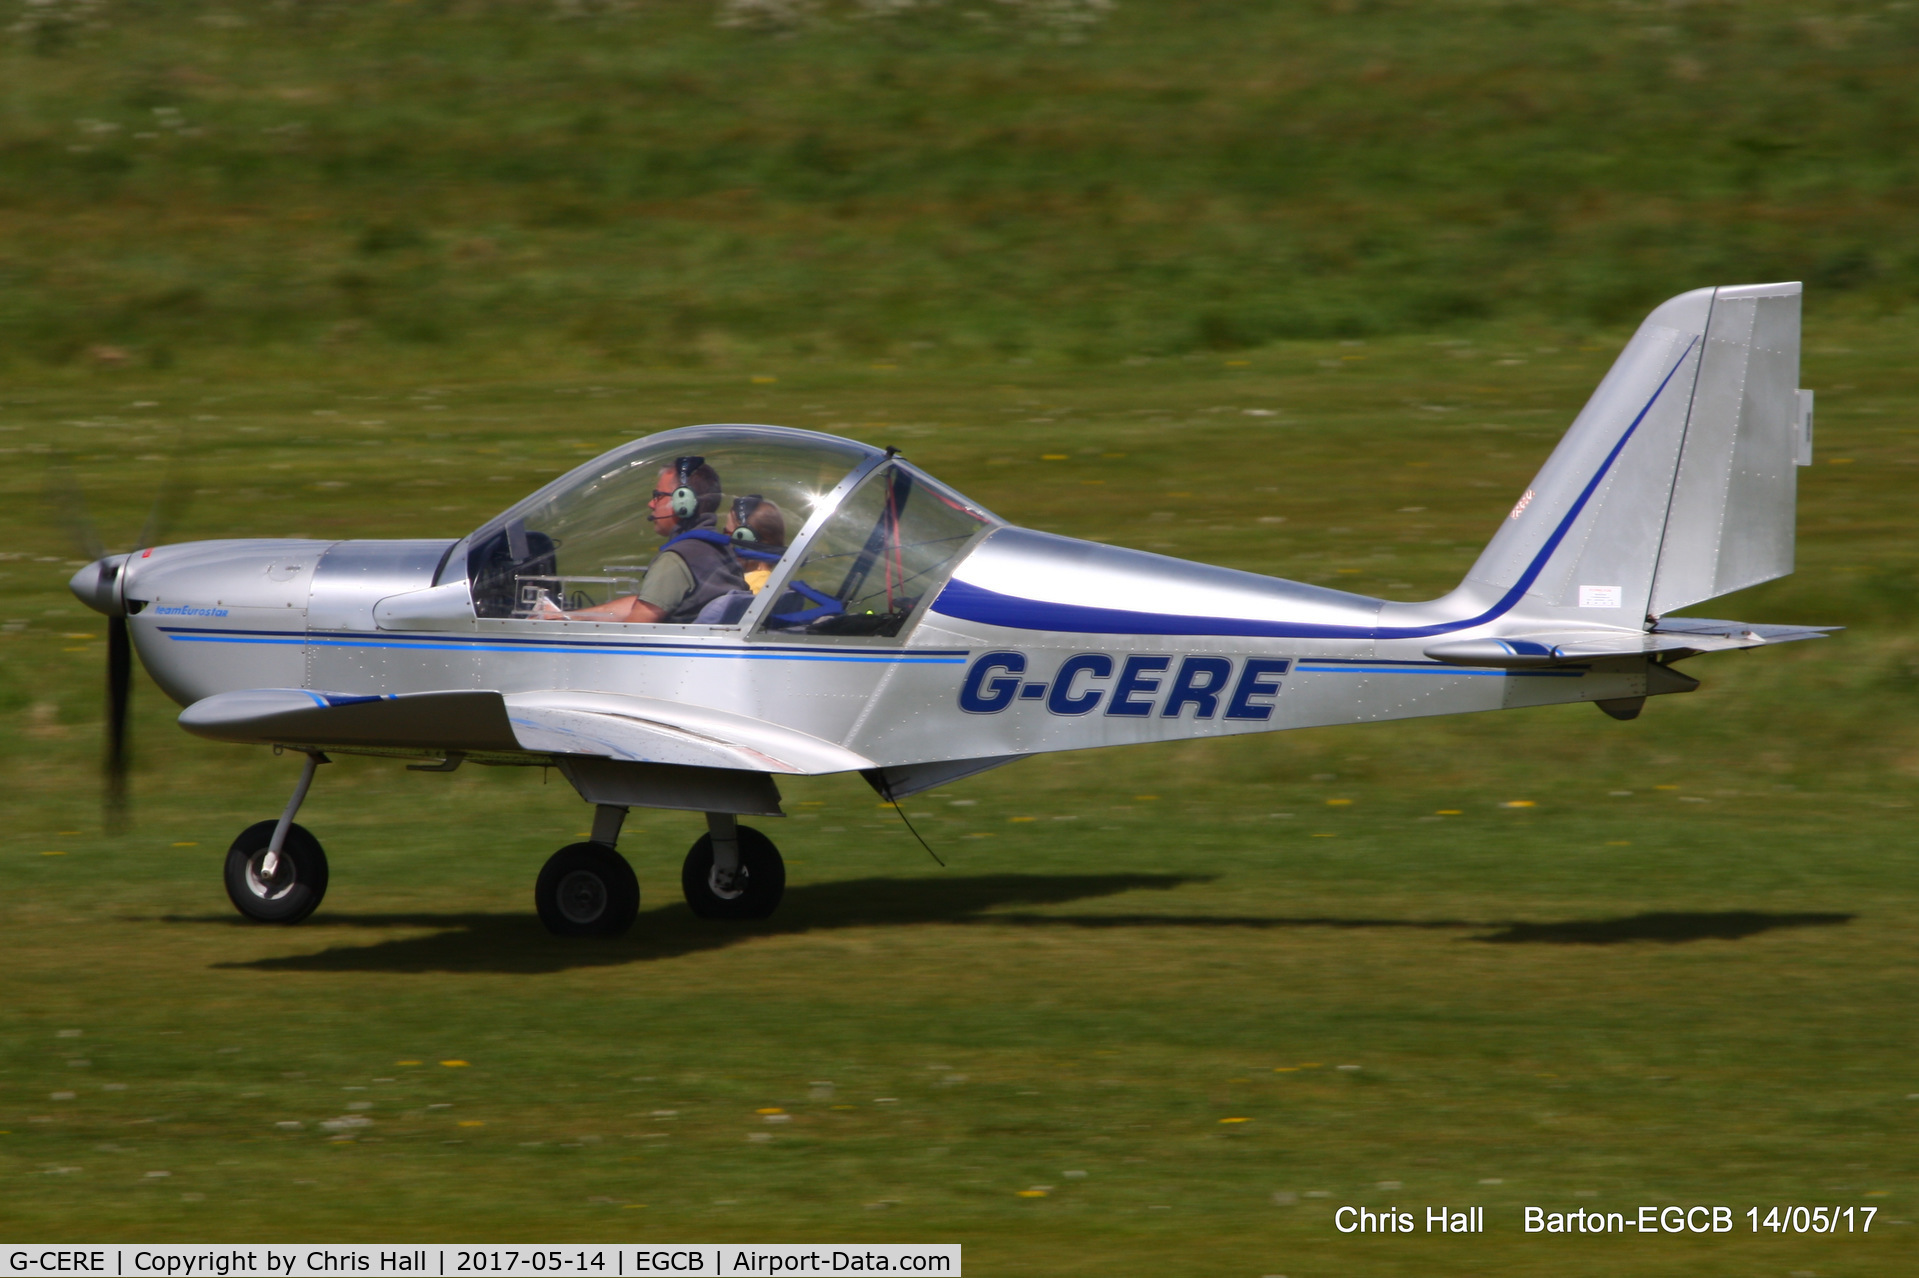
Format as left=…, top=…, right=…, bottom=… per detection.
left=723, top=494, right=788, bottom=594
left=536, top=455, right=747, bottom=624
left=682, top=495, right=790, bottom=625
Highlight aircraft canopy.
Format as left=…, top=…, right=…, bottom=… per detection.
left=454, top=424, right=996, bottom=636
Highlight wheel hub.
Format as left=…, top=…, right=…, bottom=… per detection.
left=244, top=849, right=297, bottom=901
left=556, top=869, right=609, bottom=923
left=708, top=864, right=746, bottom=900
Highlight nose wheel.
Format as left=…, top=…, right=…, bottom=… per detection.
left=535, top=842, right=640, bottom=937
left=681, top=824, right=785, bottom=920
left=224, top=819, right=329, bottom=924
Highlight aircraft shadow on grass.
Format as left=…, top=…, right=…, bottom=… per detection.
left=193, top=873, right=1203, bottom=975
left=171, top=877, right=1854, bottom=975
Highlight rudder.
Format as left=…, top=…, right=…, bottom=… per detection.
left=1648, top=282, right=1807, bottom=614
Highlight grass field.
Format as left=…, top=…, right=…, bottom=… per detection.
left=2, top=318, right=1916, bottom=1275
left=3, top=0, right=1918, bottom=1273
left=5, top=0, right=1919, bottom=368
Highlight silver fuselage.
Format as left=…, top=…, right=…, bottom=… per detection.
left=114, top=526, right=1653, bottom=773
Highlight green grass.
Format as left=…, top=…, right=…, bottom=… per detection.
left=1, top=321, right=1916, bottom=1273
left=3, top=0, right=1918, bottom=1269
left=4, top=0, right=1919, bottom=369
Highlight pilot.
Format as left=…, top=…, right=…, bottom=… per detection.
left=536, top=455, right=747, bottom=624
left=723, top=494, right=788, bottom=595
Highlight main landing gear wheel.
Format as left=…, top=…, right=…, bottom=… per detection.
left=681, top=826, right=785, bottom=920
left=223, top=820, right=329, bottom=924
left=535, top=842, right=640, bottom=937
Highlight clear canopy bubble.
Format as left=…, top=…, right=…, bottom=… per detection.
left=456, top=425, right=995, bottom=634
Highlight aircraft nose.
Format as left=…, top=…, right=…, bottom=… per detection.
left=69, top=554, right=129, bottom=617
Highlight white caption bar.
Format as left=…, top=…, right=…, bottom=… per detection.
left=2, top=1248, right=960, bottom=1278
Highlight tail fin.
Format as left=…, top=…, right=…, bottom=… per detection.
left=1461, top=282, right=1811, bottom=626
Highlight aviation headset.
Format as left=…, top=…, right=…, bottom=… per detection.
left=730, top=494, right=765, bottom=543
left=669, top=456, right=706, bottom=526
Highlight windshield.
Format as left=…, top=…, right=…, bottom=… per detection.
left=756, top=461, right=992, bottom=638
left=462, top=425, right=876, bottom=623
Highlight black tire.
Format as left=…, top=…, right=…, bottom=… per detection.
left=681, top=826, right=785, bottom=920
left=535, top=842, right=639, bottom=937
left=223, top=819, right=329, bottom=924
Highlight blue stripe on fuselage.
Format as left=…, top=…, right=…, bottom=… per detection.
left=158, top=626, right=969, bottom=665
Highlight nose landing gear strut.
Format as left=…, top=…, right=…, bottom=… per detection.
left=223, top=751, right=331, bottom=924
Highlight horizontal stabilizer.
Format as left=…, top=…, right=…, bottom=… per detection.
left=1648, top=616, right=1840, bottom=644
left=1424, top=618, right=1835, bottom=668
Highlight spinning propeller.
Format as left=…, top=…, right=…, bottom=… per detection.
left=51, top=456, right=191, bottom=831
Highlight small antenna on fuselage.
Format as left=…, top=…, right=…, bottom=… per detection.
left=869, top=772, right=945, bottom=868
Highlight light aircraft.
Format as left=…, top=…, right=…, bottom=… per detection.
left=68, top=282, right=1830, bottom=936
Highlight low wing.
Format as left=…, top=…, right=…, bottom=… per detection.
left=178, top=687, right=875, bottom=775
left=179, top=688, right=523, bottom=753
left=1424, top=617, right=1838, bottom=668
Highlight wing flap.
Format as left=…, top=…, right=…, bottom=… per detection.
left=501, top=690, right=874, bottom=775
